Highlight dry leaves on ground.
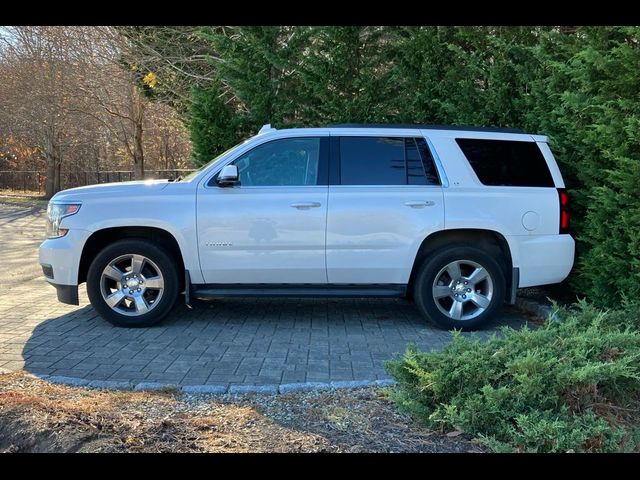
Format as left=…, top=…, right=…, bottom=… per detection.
left=0, top=371, right=485, bottom=453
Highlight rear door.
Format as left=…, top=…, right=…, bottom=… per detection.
left=326, top=134, right=445, bottom=284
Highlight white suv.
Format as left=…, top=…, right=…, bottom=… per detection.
left=39, top=124, right=574, bottom=330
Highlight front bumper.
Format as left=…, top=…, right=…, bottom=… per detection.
left=39, top=228, right=92, bottom=305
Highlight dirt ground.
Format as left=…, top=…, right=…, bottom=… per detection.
left=0, top=371, right=485, bottom=453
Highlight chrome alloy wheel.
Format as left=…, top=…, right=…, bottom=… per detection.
left=99, top=254, right=165, bottom=317
left=432, top=259, right=494, bottom=321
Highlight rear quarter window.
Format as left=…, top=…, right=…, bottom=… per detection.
left=455, top=138, right=554, bottom=187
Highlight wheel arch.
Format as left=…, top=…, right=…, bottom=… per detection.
left=78, top=226, right=185, bottom=288
left=408, top=228, right=514, bottom=301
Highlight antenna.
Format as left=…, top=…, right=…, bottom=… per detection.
left=258, top=124, right=276, bottom=134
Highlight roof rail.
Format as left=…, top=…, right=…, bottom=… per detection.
left=258, top=124, right=276, bottom=134
left=328, top=123, right=525, bottom=134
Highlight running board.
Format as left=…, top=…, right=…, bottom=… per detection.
left=191, top=284, right=407, bottom=299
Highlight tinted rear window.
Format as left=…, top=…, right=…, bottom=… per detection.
left=339, top=137, right=440, bottom=186
left=455, top=138, right=554, bottom=187
left=340, top=137, right=406, bottom=185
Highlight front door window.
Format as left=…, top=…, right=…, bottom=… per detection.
left=231, top=137, right=321, bottom=187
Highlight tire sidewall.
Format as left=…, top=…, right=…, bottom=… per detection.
left=413, top=245, right=506, bottom=331
left=86, top=239, right=179, bottom=328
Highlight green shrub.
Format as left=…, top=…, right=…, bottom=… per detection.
left=558, top=299, right=640, bottom=332
left=384, top=303, right=640, bottom=452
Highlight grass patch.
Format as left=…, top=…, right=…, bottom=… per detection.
left=0, top=191, right=48, bottom=208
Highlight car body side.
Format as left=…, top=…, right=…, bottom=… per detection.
left=39, top=126, right=575, bottom=305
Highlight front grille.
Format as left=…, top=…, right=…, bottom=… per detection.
left=41, top=264, right=54, bottom=279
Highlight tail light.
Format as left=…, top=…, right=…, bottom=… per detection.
left=558, top=188, right=570, bottom=234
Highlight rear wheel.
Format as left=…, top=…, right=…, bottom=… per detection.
left=413, top=245, right=505, bottom=331
left=86, top=239, right=179, bottom=328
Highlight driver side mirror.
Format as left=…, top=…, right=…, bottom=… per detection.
left=217, top=164, right=239, bottom=187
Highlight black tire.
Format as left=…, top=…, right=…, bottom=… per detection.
left=413, top=244, right=506, bottom=331
left=86, top=239, right=179, bottom=328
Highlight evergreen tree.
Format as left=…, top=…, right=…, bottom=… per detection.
left=198, top=26, right=309, bottom=130
left=387, top=26, right=545, bottom=127
left=552, top=27, right=640, bottom=305
left=189, top=80, right=242, bottom=166
left=293, top=26, right=397, bottom=125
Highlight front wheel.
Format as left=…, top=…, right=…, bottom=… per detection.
left=86, top=239, right=179, bottom=328
left=413, top=245, right=505, bottom=331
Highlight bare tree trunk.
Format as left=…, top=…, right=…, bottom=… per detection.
left=43, top=130, right=61, bottom=199
left=133, top=119, right=144, bottom=180
left=130, top=82, right=145, bottom=180
left=44, top=153, right=56, bottom=199
left=54, top=154, right=62, bottom=192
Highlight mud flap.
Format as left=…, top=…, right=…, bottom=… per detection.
left=184, top=270, right=193, bottom=309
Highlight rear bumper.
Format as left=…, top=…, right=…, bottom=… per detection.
left=509, top=234, right=575, bottom=288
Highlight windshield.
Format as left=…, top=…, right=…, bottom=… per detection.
left=178, top=140, right=250, bottom=182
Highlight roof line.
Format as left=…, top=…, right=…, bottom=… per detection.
left=327, top=123, right=526, bottom=134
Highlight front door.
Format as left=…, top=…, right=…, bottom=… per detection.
left=197, top=136, right=329, bottom=284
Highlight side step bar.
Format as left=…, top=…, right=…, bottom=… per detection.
left=190, top=283, right=408, bottom=299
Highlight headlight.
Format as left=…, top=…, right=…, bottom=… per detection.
left=46, top=203, right=81, bottom=239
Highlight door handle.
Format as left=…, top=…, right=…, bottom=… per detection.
left=404, top=201, right=435, bottom=208
left=290, top=202, right=321, bottom=210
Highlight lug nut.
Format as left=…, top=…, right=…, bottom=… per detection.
left=129, top=290, right=134, bottom=295
left=462, top=294, right=467, bottom=299
left=466, top=288, right=471, bottom=292
left=137, top=288, right=141, bottom=292
left=464, top=281, right=468, bottom=285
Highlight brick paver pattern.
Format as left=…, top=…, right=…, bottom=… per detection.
left=0, top=203, right=526, bottom=388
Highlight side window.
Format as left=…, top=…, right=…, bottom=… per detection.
left=410, top=138, right=441, bottom=186
left=338, top=136, right=441, bottom=186
left=227, top=137, right=322, bottom=187
left=455, top=138, right=554, bottom=187
left=340, top=137, right=405, bottom=185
